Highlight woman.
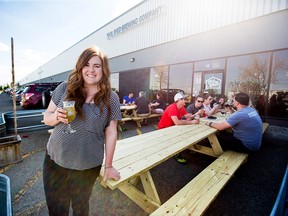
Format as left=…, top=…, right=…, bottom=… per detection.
left=43, top=46, right=122, bottom=215
left=150, top=92, right=166, bottom=114
left=203, top=94, right=219, bottom=116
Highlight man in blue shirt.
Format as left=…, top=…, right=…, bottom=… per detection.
left=205, top=92, right=263, bottom=153
left=123, top=92, right=135, bottom=105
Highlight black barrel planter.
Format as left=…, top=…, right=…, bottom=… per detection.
left=0, top=113, right=6, bottom=137
left=4, top=109, right=51, bottom=133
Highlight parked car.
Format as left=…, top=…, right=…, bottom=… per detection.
left=15, top=89, right=23, bottom=104
left=20, top=82, right=62, bottom=109
left=41, top=82, right=62, bottom=108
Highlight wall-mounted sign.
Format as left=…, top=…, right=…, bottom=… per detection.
left=205, top=76, right=221, bottom=89
left=106, top=5, right=163, bottom=40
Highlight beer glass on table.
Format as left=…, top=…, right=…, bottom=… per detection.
left=63, top=101, right=76, bottom=134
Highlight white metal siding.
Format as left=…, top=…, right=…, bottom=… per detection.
left=19, top=0, right=288, bottom=85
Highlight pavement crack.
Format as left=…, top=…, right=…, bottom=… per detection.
left=14, top=200, right=46, bottom=216
left=13, top=170, right=43, bottom=204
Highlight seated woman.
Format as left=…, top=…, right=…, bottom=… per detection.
left=150, top=92, right=166, bottom=114
left=213, top=97, right=226, bottom=113
left=203, top=94, right=219, bottom=116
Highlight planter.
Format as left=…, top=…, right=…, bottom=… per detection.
left=0, top=135, right=22, bottom=167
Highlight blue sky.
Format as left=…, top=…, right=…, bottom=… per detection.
left=0, top=0, right=142, bottom=86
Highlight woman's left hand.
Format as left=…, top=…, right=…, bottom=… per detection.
left=103, top=166, right=121, bottom=181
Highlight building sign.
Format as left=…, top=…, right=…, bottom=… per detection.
left=106, top=5, right=163, bottom=40
left=205, top=77, right=221, bottom=89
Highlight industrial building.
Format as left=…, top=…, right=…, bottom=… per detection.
left=19, top=0, right=288, bottom=116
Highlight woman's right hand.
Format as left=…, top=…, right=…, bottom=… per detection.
left=103, top=167, right=121, bottom=181
left=55, top=107, right=68, bottom=124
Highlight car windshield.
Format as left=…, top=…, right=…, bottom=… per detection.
left=22, top=86, right=30, bottom=93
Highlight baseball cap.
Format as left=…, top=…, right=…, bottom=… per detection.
left=174, top=92, right=186, bottom=102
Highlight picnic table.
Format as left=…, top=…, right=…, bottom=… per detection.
left=120, top=105, right=137, bottom=118
left=100, top=121, right=248, bottom=215
left=119, top=105, right=162, bottom=129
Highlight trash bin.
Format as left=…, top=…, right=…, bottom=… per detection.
left=0, top=174, right=12, bottom=216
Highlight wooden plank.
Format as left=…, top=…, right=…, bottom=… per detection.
left=207, top=134, right=223, bottom=157
left=118, top=181, right=160, bottom=214
left=188, top=145, right=216, bottom=157
left=140, top=171, right=161, bottom=205
left=150, top=151, right=248, bottom=216
left=120, top=117, right=132, bottom=122
left=131, top=114, right=162, bottom=121
left=131, top=114, right=162, bottom=128
left=114, top=125, right=214, bottom=168
left=262, top=123, right=269, bottom=134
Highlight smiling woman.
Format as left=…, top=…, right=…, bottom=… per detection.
left=42, top=46, right=122, bottom=215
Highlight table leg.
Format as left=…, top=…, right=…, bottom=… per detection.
left=188, top=133, right=223, bottom=158
left=118, top=171, right=161, bottom=214
left=207, top=133, right=223, bottom=157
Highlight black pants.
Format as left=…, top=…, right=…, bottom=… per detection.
left=43, top=153, right=101, bottom=216
left=216, top=131, right=254, bottom=154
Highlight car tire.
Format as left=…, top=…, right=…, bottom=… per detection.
left=42, top=91, right=51, bottom=108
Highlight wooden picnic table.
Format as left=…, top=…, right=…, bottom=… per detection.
left=119, top=105, right=162, bottom=128
left=120, top=105, right=137, bottom=118
left=100, top=122, right=224, bottom=213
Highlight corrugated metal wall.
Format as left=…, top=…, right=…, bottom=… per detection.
left=19, top=0, right=288, bottom=85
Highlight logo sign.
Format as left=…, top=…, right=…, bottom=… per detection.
left=205, top=77, right=221, bottom=89
left=106, top=5, right=164, bottom=40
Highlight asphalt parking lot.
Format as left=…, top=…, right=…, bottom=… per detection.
left=1, top=92, right=288, bottom=216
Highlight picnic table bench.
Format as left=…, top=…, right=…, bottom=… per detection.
left=150, top=150, right=248, bottom=215
left=100, top=122, right=248, bottom=214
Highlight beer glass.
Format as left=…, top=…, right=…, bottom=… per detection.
left=62, top=101, right=76, bottom=134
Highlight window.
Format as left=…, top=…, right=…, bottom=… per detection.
left=169, top=63, right=193, bottom=103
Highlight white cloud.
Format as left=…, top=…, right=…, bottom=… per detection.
left=0, top=42, right=9, bottom=52
left=112, top=0, right=142, bottom=17
left=14, top=49, right=54, bottom=80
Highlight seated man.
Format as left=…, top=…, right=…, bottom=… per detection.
left=186, top=95, right=205, bottom=117
left=205, top=92, right=263, bottom=153
left=158, top=92, right=199, bottom=164
left=123, top=92, right=135, bottom=105
left=135, top=91, right=150, bottom=117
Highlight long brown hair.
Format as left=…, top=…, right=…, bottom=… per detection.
left=66, top=46, right=111, bottom=119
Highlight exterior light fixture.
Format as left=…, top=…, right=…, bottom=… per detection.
left=130, top=58, right=135, bottom=62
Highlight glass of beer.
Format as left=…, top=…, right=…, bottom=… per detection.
left=62, top=100, right=76, bottom=134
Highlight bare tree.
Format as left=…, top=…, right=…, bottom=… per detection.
left=228, top=54, right=288, bottom=116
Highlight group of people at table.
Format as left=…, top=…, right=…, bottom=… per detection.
left=121, top=91, right=167, bottom=123
left=122, top=90, right=263, bottom=163
left=158, top=92, right=263, bottom=164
